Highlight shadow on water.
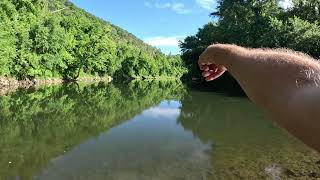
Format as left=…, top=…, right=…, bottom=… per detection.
left=178, top=90, right=320, bottom=179
left=185, top=72, right=246, bottom=97
left=0, top=81, right=319, bottom=180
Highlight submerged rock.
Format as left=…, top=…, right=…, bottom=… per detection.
left=265, top=164, right=282, bottom=180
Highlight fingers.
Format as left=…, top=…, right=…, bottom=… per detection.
left=198, top=45, right=228, bottom=82
left=200, top=63, right=227, bottom=82
left=202, top=71, right=211, bottom=77
left=199, top=44, right=230, bottom=68
left=198, top=53, right=211, bottom=68
left=201, top=64, right=226, bottom=81
left=205, top=75, right=216, bottom=81
left=200, top=64, right=210, bottom=71
left=205, top=67, right=226, bottom=82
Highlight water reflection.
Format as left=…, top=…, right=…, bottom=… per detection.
left=178, top=90, right=320, bottom=179
left=0, top=81, right=187, bottom=179
left=0, top=81, right=319, bottom=180
left=36, top=101, right=212, bottom=180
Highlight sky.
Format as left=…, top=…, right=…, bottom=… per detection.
left=69, top=0, right=292, bottom=55
left=69, top=0, right=219, bottom=55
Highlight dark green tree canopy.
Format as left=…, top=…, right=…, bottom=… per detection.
left=180, top=0, right=320, bottom=91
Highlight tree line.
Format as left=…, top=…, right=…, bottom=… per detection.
left=0, top=0, right=187, bottom=81
left=180, top=0, right=320, bottom=91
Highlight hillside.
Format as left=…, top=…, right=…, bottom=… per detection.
left=0, top=0, right=186, bottom=81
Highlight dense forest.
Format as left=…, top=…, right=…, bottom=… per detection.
left=180, top=0, right=320, bottom=91
left=0, top=0, right=187, bottom=81
left=1, top=0, right=320, bottom=89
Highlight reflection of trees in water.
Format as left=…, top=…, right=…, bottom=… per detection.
left=177, top=91, right=320, bottom=179
left=0, top=80, right=185, bottom=179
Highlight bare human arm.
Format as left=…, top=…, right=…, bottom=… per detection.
left=199, top=44, right=320, bottom=152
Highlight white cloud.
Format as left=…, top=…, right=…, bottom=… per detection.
left=154, top=2, right=171, bottom=9
left=144, top=36, right=182, bottom=47
left=279, top=0, right=293, bottom=9
left=196, top=0, right=217, bottom=11
left=145, top=1, right=192, bottom=14
left=144, top=2, right=152, bottom=8
left=170, top=3, right=192, bottom=14
left=143, top=107, right=181, bottom=119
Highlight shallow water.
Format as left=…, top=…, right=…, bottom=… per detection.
left=0, top=81, right=319, bottom=180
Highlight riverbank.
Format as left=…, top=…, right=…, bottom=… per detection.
left=0, top=75, right=184, bottom=96
left=0, top=76, right=112, bottom=95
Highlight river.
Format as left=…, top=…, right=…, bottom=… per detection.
left=0, top=81, right=319, bottom=180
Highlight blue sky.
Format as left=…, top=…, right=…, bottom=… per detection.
left=69, top=0, right=218, bottom=54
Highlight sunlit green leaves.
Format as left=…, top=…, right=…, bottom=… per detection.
left=0, top=0, right=187, bottom=80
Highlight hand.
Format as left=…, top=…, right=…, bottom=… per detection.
left=199, top=63, right=227, bottom=81
left=199, top=44, right=320, bottom=153
left=198, top=44, right=231, bottom=81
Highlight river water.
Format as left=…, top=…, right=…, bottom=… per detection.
left=0, top=81, right=319, bottom=180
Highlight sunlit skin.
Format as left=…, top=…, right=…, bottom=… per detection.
left=199, top=44, right=320, bottom=152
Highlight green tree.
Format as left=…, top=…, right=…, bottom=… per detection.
left=289, top=0, right=320, bottom=22
left=0, top=0, right=187, bottom=81
left=180, top=0, right=320, bottom=92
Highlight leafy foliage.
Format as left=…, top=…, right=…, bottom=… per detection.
left=0, top=0, right=186, bottom=80
left=180, top=0, right=320, bottom=91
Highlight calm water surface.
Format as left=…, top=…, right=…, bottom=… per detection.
left=0, top=81, right=319, bottom=180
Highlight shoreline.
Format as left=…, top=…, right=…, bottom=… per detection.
left=0, top=76, right=113, bottom=96
left=0, top=76, right=182, bottom=96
